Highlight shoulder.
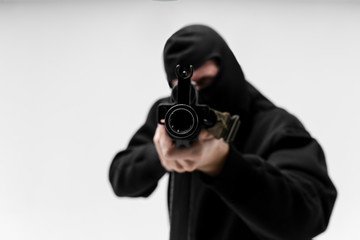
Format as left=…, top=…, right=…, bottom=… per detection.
left=246, top=83, right=308, bottom=138
left=255, top=107, right=307, bottom=134
left=244, top=104, right=312, bottom=155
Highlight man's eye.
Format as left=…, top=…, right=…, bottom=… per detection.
left=197, top=77, right=213, bottom=87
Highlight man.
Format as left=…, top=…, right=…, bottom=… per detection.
left=109, top=24, right=337, bottom=240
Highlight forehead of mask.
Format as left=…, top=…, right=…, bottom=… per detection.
left=163, top=24, right=227, bottom=86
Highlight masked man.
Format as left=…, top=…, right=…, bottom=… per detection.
left=109, top=24, right=337, bottom=240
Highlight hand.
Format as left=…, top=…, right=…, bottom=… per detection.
left=153, top=124, right=229, bottom=176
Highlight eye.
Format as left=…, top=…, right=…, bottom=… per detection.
left=197, top=77, right=214, bottom=88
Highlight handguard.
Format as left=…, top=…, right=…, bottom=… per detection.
left=207, top=109, right=240, bottom=143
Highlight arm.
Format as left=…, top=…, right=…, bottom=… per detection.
left=109, top=100, right=167, bottom=198
left=201, top=121, right=337, bottom=239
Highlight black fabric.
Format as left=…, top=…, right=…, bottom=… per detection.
left=109, top=24, right=337, bottom=240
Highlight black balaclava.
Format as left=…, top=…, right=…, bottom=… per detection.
left=163, top=24, right=250, bottom=118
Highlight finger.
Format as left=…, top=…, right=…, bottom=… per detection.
left=178, top=159, right=197, bottom=172
left=165, top=141, right=202, bottom=161
left=155, top=124, right=185, bottom=172
left=198, top=129, right=214, bottom=141
left=173, top=160, right=186, bottom=173
left=156, top=125, right=174, bottom=156
left=154, top=125, right=173, bottom=171
left=160, top=158, right=173, bottom=171
left=154, top=139, right=170, bottom=171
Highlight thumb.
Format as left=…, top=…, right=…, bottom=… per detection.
left=198, top=129, right=214, bottom=141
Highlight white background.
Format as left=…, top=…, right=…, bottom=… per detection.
left=0, top=0, right=359, bottom=239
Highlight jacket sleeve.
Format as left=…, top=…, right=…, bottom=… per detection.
left=109, top=100, right=167, bottom=198
left=201, top=111, right=337, bottom=240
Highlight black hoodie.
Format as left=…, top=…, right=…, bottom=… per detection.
left=109, top=24, right=337, bottom=240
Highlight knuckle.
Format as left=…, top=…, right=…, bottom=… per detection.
left=174, top=161, right=185, bottom=173
left=182, top=160, right=197, bottom=172
left=160, top=160, right=171, bottom=171
left=175, top=168, right=185, bottom=173
left=176, top=168, right=185, bottom=173
left=188, top=164, right=197, bottom=172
